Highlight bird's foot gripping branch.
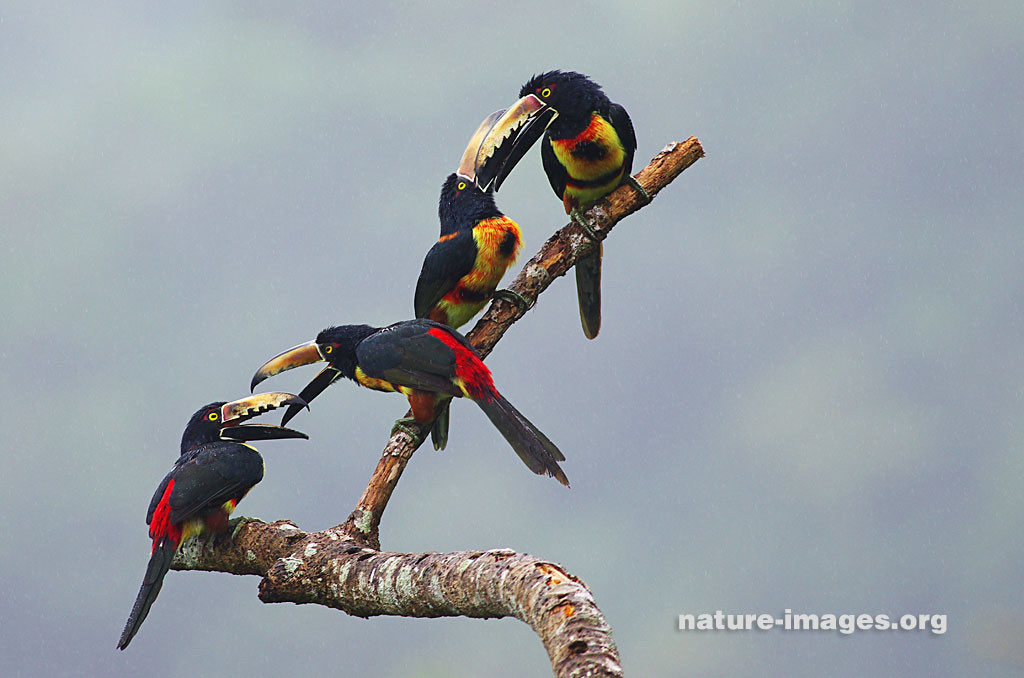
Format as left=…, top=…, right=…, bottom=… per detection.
left=173, top=137, right=703, bottom=678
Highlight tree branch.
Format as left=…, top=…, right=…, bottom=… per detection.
left=342, top=137, right=705, bottom=546
left=177, top=518, right=622, bottom=677
left=172, top=137, right=704, bottom=677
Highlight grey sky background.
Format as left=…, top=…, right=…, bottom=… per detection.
left=2, top=2, right=1022, bottom=676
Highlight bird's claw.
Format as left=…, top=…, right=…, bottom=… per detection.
left=625, top=175, right=652, bottom=205
left=391, top=418, right=424, bottom=444
left=570, top=208, right=601, bottom=241
left=230, top=516, right=258, bottom=541
left=492, top=289, right=530, bottom=314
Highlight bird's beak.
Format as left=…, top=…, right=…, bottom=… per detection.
left=283, top=366, right=343, bottom=426
left=250, top=341, right=325, bottom=391
left=218, top=392, right=309, bottom=441
left=472, top=94, right=558, bottom=191
left=250, top=341, right=341, bottom=427
left=457, top=109, right=507, bottom=183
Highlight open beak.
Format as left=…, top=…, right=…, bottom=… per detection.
left=218, top=392, right=309, bottom=441
left=457, top=109, right=507, bottom=183
left=283, top=366, right=343, bottom=426
left=250, top=341, right=341, bottom=427
left=472, top=94, right=558, bottom=191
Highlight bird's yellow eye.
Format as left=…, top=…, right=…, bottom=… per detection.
left=208, top=412, right=219, bottom=421
left=324, top=345, right=333, bottom=354
left=541, top=87, right=551, bottom=98
left=457, top=181, right=467, bottom=190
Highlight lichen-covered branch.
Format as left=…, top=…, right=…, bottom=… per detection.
left=343, top=137, right=705, bottom=546
left=175, top=518, right=623, bottom=677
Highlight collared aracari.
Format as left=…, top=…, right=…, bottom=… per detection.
left=413, top=112, right=524, bottom=450
left=471, top=70, right=647, bottom=340
left=116, top=392, right=308, bottom=650
left=415, top=111, right=523, bottom=330
left=250, top=319, right=569, bottom=486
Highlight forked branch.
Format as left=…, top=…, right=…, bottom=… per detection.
left=173, top=137, right=704, bottom=678
left=343, top=137, right=705, bottom=545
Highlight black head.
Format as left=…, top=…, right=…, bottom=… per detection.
left=315, top=324, right=378, bottom=377
left=180, top=394, right=308, bottom=453
left=181, top=402, right=230, bottom=452
left=520, top=70, right=608, bottom=129
left=249, top=327, right=379, bottom=427
left=438, top=173, right=502, bottom=236
left=472, top=70, right=611, bottom=190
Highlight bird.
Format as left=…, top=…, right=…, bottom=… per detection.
left=413, top=112, right=525, bottom=449
left=471, top=70, right=649, bottom=339
left=415, top=116, right=524, bottom=330
left=250, top=319, right=569, bottom=486
left=116, top=392, right=308, bottom=650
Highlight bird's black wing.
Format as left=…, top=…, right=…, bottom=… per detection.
left=165, top=443, right=263, bottom=524
left=540, top=135, right=568, bottom=201
left=357, top=321, right=465, bottom=396
left=608, top=102, right=638, bottom=176
left=413, top=231, right=478, bottom=319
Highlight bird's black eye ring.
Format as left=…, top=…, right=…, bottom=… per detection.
left=324, top=345, right=333, bottom=354
left=208, top=412, right=219, bottom=421
left=540, top=87, right=551, bottom=98
left=457, top=181, right=467, bottom=190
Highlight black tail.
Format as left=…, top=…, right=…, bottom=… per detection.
left=476, top=394, right=569, bottom=486
left=431, top=400, right=451, bottom=451
left=575, top=243, right=603, bottom=340
left=117, top=538, right=175, bottom=650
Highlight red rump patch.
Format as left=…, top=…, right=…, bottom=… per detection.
left=149, top=478, right=182, bottom=550
left=204, top=509, right=231, bottom=534
left=406, top=389, right=438, bottom=423
left=427, top=327, right=496, bottom=401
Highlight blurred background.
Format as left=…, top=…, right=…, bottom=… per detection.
left=2, top=1, right=1022, bottom=676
